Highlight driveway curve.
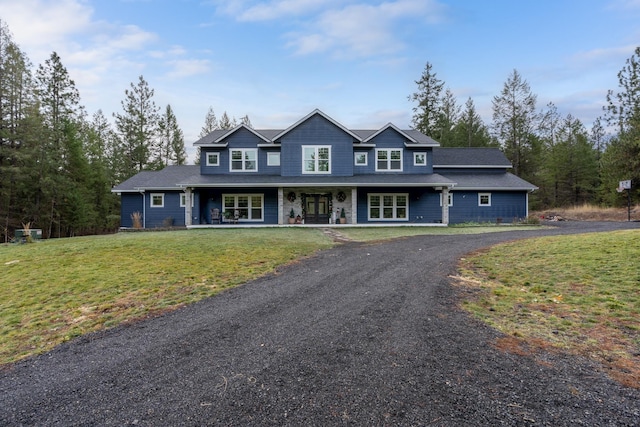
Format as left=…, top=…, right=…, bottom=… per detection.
left=1, top=222, right=639, bottom=426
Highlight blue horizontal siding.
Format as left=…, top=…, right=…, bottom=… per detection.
left=120, top=193, right=144, bottom=227
left=449, top=191, right=528, bottom=223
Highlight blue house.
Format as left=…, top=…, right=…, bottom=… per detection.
left=113, top=109, right=537, bottom=228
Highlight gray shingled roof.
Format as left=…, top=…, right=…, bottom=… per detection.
left=446, top=172, right=538, bottom=191
left=433, top=147, right=512, bottom=167
left=112, top=167, right=456, bottom=191
left=112, top=165, right=200, bottom=192
left=194, top=128, right=437, bottom=146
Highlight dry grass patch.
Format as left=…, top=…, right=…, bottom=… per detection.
left=455, top=230, right=640, bottom=388
left=534, top=203, right=640, bottom=222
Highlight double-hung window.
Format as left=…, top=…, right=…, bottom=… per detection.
left=302, top=146, right=331, bottom=174
left=230, top=149, right=257, bottom=171
left=368, top=194, right=408, bottom=221
left=223, top=194, right=264, bottom=221
left=376, top=149, right=403, bottom=171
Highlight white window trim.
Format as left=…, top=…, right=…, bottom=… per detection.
left=478, top=193, right=492, bottom=206
left=367, top=193, right=409, bottom=221
left=440, top=192, right=453, bottom=207
left=206, top=152, right=220, bottom=166
left=230, top=148, right=258, bottom=172
left=267, top=152, right=281, bottom=166
left=302, top=145, right=331, bottom=174
left=354, top=152, right=368, bottom=166
left=414, top=152, right=427, bottom=166
left=180, top=193, right=195, bottom=208
left=222, top=194, right=265, bottom=222
left=150, top=193, right=164, bottom=208
left=375, top=148, right=403, bottom=172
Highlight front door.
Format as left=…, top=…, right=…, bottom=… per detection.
left=305, top=194, right=329, bottom=224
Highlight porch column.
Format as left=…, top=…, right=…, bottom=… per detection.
left=351, top=188, right=357, bottom=224
left=441, top=187, right=450, bottom=225
left=184, top=188, right=192, bottom=227
left=278, top=187, right=284, bottom=225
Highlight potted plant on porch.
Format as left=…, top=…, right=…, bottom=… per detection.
left=339, top=207, right=347, bottom=224
left=288, top=208, right=296, bottom=224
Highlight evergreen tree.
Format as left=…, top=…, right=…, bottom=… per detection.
left=434, top=88, right=460, bottom=146
left=603, top=46, right=640, bottom=202
left=114, top=75, right=160, bottom=175
left=450, top=98, right=493, bottom=147
left=218, top=111, right=236, bottom=130
left=240, top=114, right=252, bottom=128
left=409, top=62, right=444, bottom=137
left=0, top=20, right=34, bottom=240
left=34, top=52, right=85, bottom=237
left=491, top=69, right=540, bottom=180
left=199, top=106, right=218, bottom=138
left=156, top=104, right=186, bottom=167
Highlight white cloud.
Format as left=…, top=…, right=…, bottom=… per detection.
left=166, top=59, right=213, bottom=78
left=285, top=0, right=445, bottom=58
left=238, top=0, right=340, bottom=21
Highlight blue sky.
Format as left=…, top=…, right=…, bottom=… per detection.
left=1, top=0, right=639, bottom=162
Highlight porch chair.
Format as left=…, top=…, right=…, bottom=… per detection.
left=210, top=208, right=221, bottom=224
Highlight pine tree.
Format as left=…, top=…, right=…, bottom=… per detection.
left=603, top=46, right=640, bottom=202
left=435, top=88, right=460, bottom=146
left=114, top=75, right=160, bottom=175
left=451, top=98, right=492, bottom=147
left=491, top=69, right=540, bottom=180
left=409, top=62, right=444, bottom=137
left=156, top=104, right=186, bottom=167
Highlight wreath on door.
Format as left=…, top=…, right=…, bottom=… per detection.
left=287, top=192, right=296, bottom=202
left=336, top=191, right=347, bottom=202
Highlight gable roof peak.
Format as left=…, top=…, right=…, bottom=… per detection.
left=272, top=109, right=362, bottom=142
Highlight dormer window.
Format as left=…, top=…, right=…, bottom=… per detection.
left=230, top=149, right=257, bottom=172
left=302, top=146, right=331, bottom=174
left=206, top=152, right=219, bottom=166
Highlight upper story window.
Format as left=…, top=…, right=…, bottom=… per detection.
left=206, top=152, right=219, bottom=166
left=230, top=149, right=257, bottom=172
left=414, top=152, right=427, bottom=166
left=303, top=146, right=331, bottom=174
left=267, top=152, right=280, bottom=166
left=354, top=152, right=368, bottom=166
left=376, top=149, right=403, bottom=171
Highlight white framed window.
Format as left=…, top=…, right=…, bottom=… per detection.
left=230, top=149, right=257, bottom=171
left=414, top=152, right=427, bottom=166
left=267, top=152, right=280, bottom=166
left=440, top=192, right=453, bottom=207
left=150, top=193, right=164, bottom=208
left=479, top=193, right=492, bottom=206
left=302, top=146, right=331, bottom=174
left=206, top=152, right=220, bottom=166
left=368, top=193, right=408, bottom=221
left=180, top=193, right=195, bottom=208
left=223, top=194, right=264, bottom=221
left=375, top=149, right=403, bottom=171
left=354, top=152, right=368, bottom=166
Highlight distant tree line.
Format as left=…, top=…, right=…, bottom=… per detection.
left=0, top=20, right=249, bottom=241
left=410, top=49, right=640, bottom=210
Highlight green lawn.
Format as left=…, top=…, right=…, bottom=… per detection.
left=456, top=230, right=640, bottom=388
left=0, top=229, right=333, bottom=364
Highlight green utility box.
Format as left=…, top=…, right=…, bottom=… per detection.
left=15, top=229, right=42, bottom=242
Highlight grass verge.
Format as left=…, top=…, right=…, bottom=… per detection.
left=454, top=230, right=640, bottom=388
left=0, top=229, right=333, bottom=365
left=337, top=224, right=542, bottom=242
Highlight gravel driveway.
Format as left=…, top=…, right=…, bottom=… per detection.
left=1, top=222, right=639, bottom=426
